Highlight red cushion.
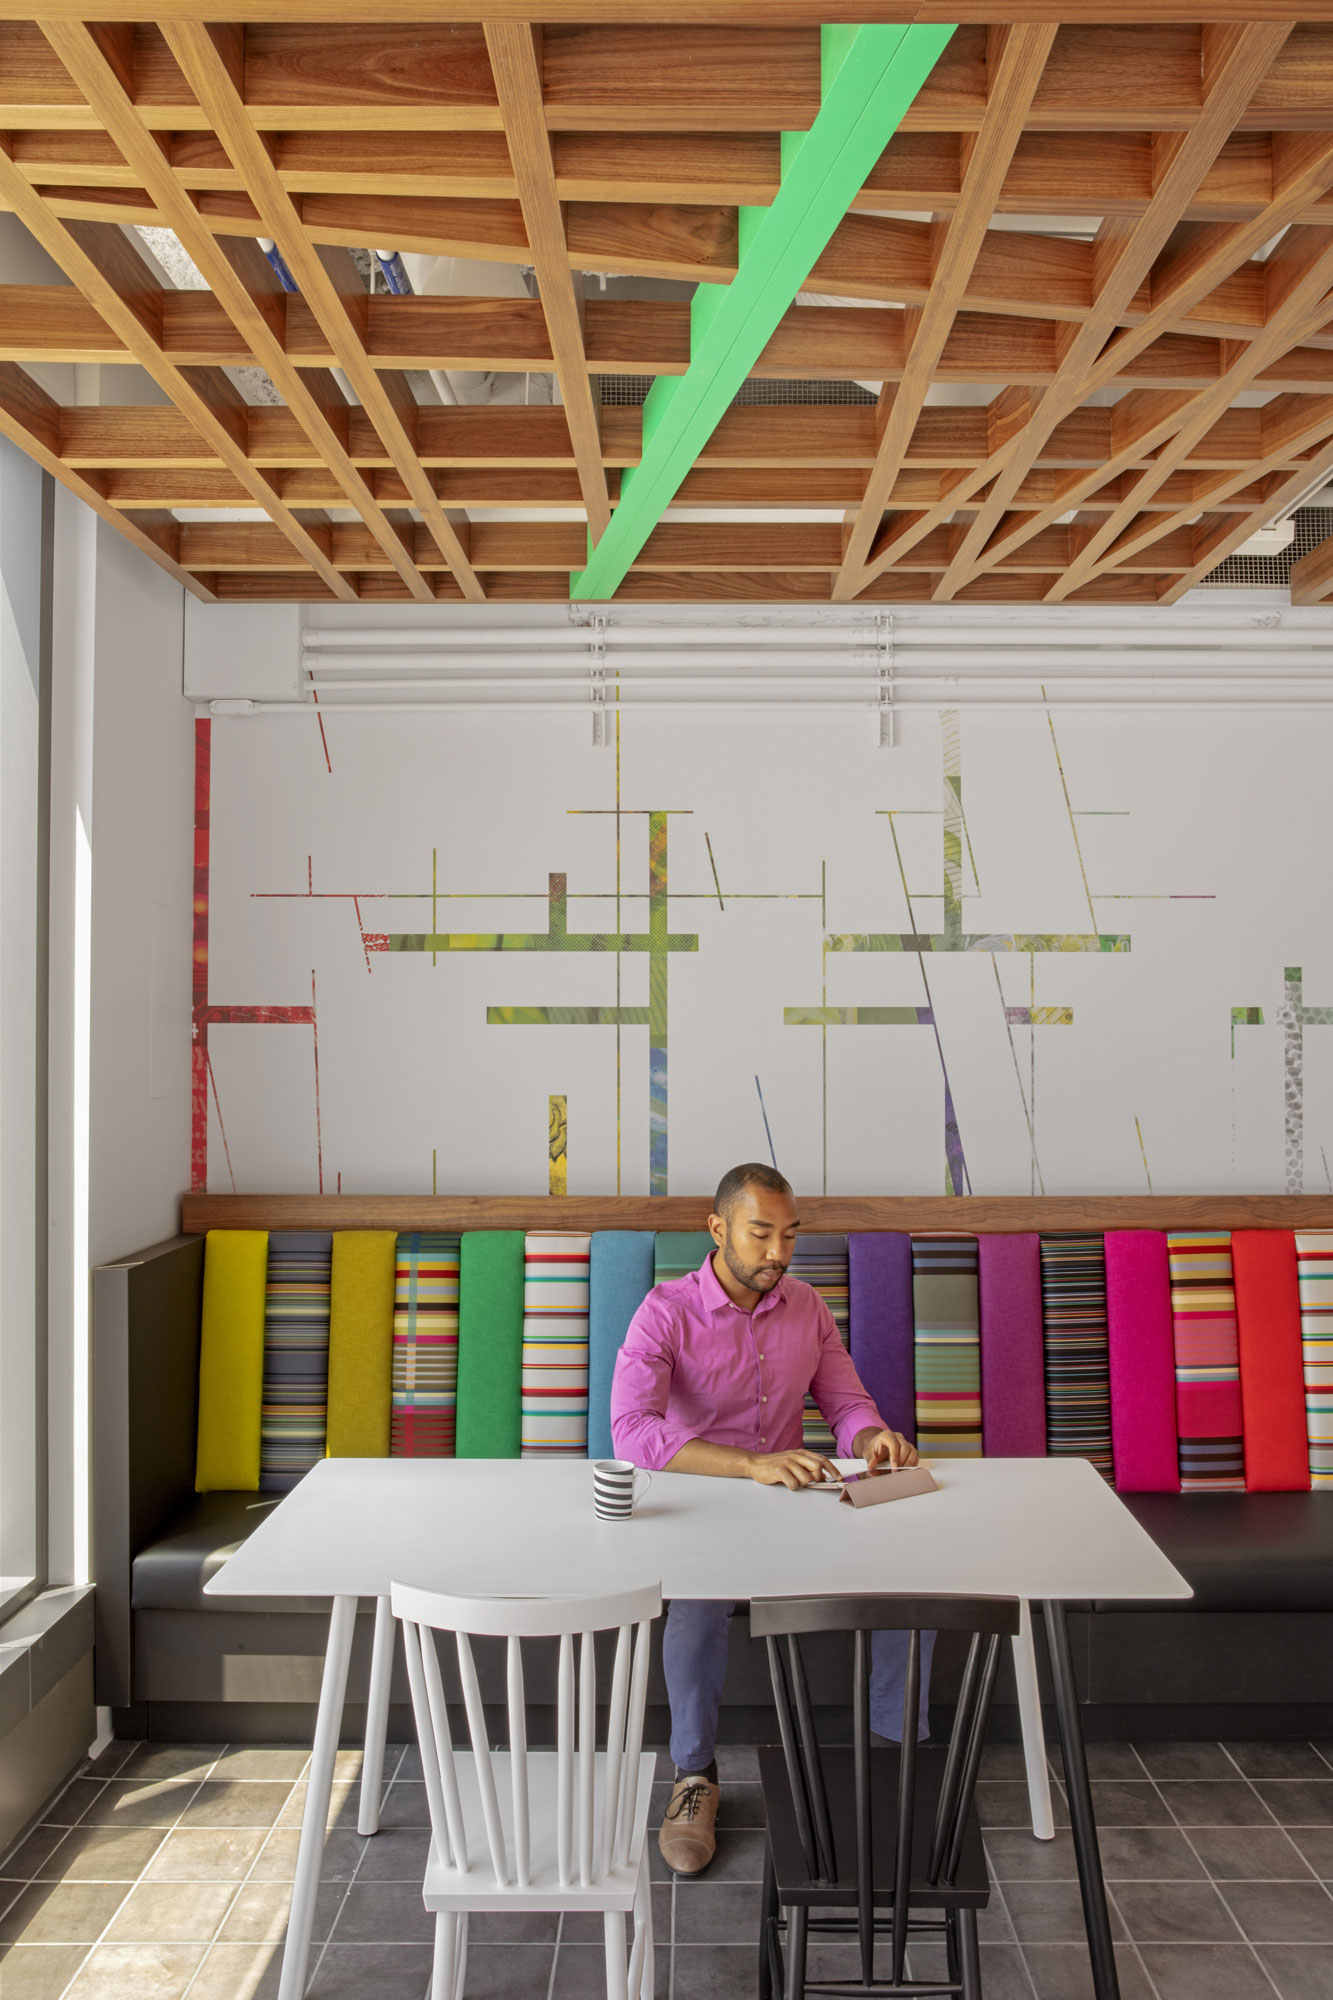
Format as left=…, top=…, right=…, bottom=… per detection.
left=1232, top=1231, right=1311, bottom=1491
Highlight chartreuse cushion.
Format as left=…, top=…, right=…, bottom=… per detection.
left=455, top=1231, right=526, bottom=1458
left=325, top=1231, right=397, bottom=1458
left=195, top=1230, right=269, bottom=1492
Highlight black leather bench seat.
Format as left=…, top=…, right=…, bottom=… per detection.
left=135, top=1488, right=1333, bottom=1621
left=1116, top=1493, right=1333, bottom=1613
left=131, top=1491, right=330, bottom=1616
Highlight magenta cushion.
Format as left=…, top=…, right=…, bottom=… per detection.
left=1105, top=1230, right=1180, bottom=1492
left=978, top=1233, right=1046, bottom=1456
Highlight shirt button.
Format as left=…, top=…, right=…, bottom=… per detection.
left=761, top=1395, right=768, bottom=1403
left=758, top=1353, right=765, bottom=1361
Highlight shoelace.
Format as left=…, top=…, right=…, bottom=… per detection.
left=665, top=1778, right=711, bottom=1823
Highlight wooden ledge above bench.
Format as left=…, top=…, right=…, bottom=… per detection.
left=182, top=1194, right=1333, bottom=1233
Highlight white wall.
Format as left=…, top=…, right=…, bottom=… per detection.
left=46, top=502, right=191, bottom=1585
left=186, top=600, right=1333, bottom=1200
left=87, top=524, right=192, bottom=1264
left=0, top=436, right=44, bottom=1594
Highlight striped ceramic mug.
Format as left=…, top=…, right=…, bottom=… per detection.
left=592, top=1459, right=652, bottom=1521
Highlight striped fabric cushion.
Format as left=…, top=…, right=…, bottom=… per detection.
left=790, top=1233, right=849, bottom=1456
left=1295, top=1232, right=1333, bottom=1489
left=259, top=1231, right=332, bottom=1492
left=1039, top=1235, right=1114, bottom=1480
left=654, top=1231, right=714, bottom=1287
left=391, top=1233, right=461, bottom=1457
left=521, top=1233, right=592, bottom=1456
left=911, top=1236, right=982, bottom=1457
left=1167, top=1232, right=1245, bottom=1491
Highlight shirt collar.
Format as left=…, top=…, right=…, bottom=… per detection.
left=696, top=1250, right=786, bottom=1317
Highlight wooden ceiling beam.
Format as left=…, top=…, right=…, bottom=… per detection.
left=0, top=151, right=351, bottom=596
left=834, top=22, right=1055, bottom=598
left=1288, top=525, right=1333, bottom=605
left=12, top=121, right=1333, bottom=229
left=1045, top=229, right=1333, bottom=599
left=0, top=356, right=211, bottom=595
left=153, top=16, right=484, bottom=600
left=484, top=20, right=608, bottom=545
left=19, top=283, right=1333, bottom=392
left=38, top=18, right=446, bottom=602
left=917, top=20, right=1295, bottom=604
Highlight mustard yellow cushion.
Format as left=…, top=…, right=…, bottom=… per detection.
left=326, top=1231, right=397, bottom=1457
left=195, top=1230, right=269, bottom=1492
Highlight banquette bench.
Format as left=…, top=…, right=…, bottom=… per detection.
left=92, top=1194, right=1333, bottom=1745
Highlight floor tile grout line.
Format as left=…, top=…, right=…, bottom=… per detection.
left=177, top=1744, right=308, bottom=2000
left=46, top=1747, right=225, bottom=2000
left=985, top=1875, right=1041, bottom=1998
left=316, top=1736, right=410, bottom=1981
left=1133, top=1745, right=1288, bottom=1998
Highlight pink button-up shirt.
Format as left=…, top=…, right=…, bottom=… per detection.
left=609, top=1252, right=884, bottom=1471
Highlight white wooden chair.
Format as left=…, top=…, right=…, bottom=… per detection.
left=390, top=1578, right=662, bottom=2000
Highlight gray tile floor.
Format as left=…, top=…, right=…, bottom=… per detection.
left=2, top=1738, right=1333, bottom=1999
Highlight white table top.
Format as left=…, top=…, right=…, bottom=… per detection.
left=206, top=1458, right=1191, bottom=1605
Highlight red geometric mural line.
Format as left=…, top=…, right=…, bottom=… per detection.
left=190, top=717, right=322, bottom=1192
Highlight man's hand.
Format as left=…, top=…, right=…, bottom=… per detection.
left=853, top=1427, right=919, bottom=1474
left=747, top=1448, right=842, bottom=1491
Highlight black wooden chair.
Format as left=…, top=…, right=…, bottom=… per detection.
left=751, top=1593, right=1021, bottom=2000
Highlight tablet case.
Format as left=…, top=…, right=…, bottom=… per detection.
left=839, top=1465, right=939, bottom=1507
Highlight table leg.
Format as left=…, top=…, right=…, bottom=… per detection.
left=279, top=1592, right=356, bottom=2000
left=1040, top=1600, right=1118, bottom=2000
left=358, top=1595, right=394, bottom=1836
left=1012, top=1600, right=1055, bottom=1841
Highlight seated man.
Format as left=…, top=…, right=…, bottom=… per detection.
left=611, top=1161, right=934, bottom=1876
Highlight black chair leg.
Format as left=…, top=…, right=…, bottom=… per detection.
left=945, top=1910, right=961, bottom=1988
left=784, top=1904, right=809, bottom=2000
left=759, top=1845, right=779, bottom=2000
left=956, top=1908, right=982, bottom=2000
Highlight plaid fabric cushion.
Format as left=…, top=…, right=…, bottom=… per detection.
left=391, top=1233, right=461, bottom=1457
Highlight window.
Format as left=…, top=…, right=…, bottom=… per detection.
left=0, top=435, right=51, bottom=1619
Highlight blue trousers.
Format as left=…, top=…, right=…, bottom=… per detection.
left=664, top=1600, right=936, bottom=1773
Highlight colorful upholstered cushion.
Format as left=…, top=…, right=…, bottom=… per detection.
left=1295, top=1231, right=1333, bottom=1489
left=847, top=1233, right=915, bottom=1444
left=1039, top=1234, right=1113, bottom=1480
left=1167, top=1232, right=1245, bottom=1491
left=325, top=1230, right=396, bottom=1458
left=259, top=1231, right=332, bottom=1492
left=977, top=1233, right=1045, bottom=1458
left=654, top=1231, right=714, bottom=1286
left=588, top=1232, right=655, bottom=1461
left=911, top=1235, right=982, bottom=1457
left=1104, top=1231, right=1179, bottom=1493
left=391, top=1233, right=461, bottom=1457
left=195, top=1230, right=269, bottom=1493
left=521, top=1233, right=592, bottom=1456
left=456, top=1230, right=526, bottom=1459
left=790, top=1233, right=850, bottom=1456
left=1233, top=1230, right=1311, bottom=1491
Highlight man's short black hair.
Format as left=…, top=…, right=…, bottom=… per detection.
left=713, top=1162, right=794, bottom=1221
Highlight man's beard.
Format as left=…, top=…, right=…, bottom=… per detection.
left=720, top=1233, right=789, bottom=1294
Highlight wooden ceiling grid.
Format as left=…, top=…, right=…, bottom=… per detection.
left=1, top=8, right=1333, bottom=604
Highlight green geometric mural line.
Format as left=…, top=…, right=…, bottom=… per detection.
left=569, top=19, right=957, bottom=601
left=376, top=815, right=689, bottom=1194
left=1232, top=964, right=1333, bottom=1193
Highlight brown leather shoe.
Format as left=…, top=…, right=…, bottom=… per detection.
left=658, top=1767, right=720, bottom=1876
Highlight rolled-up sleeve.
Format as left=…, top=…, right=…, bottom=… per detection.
left=810, top=1303, right=885, bottom=1458
left=610, top=1298, right=693, bottom=1470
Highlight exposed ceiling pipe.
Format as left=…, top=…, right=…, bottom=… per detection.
left=373, top=249, right=412, bottom=296
left=256, top=237, right=298, bottom=292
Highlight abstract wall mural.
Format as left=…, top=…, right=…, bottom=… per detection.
left=196, top=702, right=1333, bottom=1197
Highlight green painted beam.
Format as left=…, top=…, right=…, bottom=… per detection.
left=570, top=20, right=956, bottom=601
